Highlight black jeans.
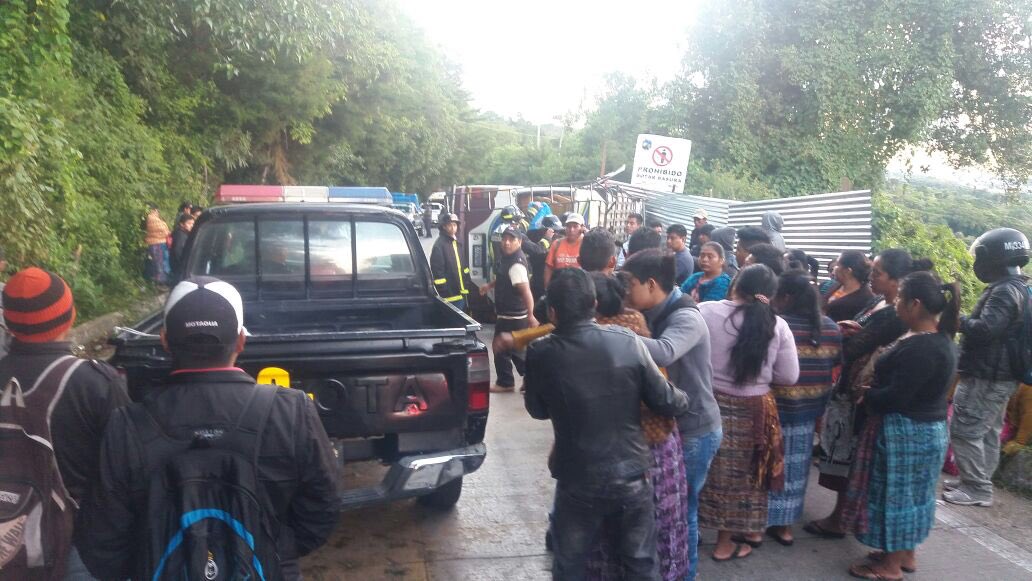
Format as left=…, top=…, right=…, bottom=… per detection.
left=552, top=476, right=659, bottom=581
left=493, top=317, right=528, bottom=387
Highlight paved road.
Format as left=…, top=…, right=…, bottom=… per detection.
left=299, top=230, right=1032, bottom=579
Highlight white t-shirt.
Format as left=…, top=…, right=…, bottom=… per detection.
left=498, top=264, right=530, bottom=320
left=509, top=263, right=529, bottom=286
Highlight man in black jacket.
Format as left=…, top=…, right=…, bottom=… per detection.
left=170, top=213, right=194, bottom=279
left=525, top=268, right=690, bottom=580
left=0, top=267, right=131, bottom=580
left=945, top=228, right=1031, bottom=507
left=79, top=277, right=340, bottom=580
left=429, top=213, right=473, bottom=312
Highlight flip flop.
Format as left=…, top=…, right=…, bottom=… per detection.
left=866, top=551, right=916, bottom=573
left=766, top=528, right=795, bottom=546
left=730, top=534, right=763, bottom=548
left=848, top=563, right=903, bottom=581
left=803, top=520, right=846, bottom=539
left=711, top=543, right=751, bottom=562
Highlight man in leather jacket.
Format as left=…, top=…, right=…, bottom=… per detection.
left=524, top=268, right=690, bottom=580
left=944, top=228, right=1030, bottom=507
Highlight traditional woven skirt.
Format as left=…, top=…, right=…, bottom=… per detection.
left=586, top=428, right=689, bottom=581
left=843, top=414, right=947, bottom=552
left=767, top=418, right=816, bottom=527
left=698, top=391, right=784, bottom=533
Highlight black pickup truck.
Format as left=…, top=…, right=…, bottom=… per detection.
left=110, top=203, right=489, bottom=509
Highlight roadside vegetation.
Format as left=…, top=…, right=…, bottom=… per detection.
left=1, top=0, right=1029, bottom=317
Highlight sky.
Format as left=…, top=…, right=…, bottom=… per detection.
left=396, top=0, right=701, bottom=125
left=396, top=0, right=1005, bottom=190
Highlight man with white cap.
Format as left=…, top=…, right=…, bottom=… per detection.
left=79, top=277, right=340, bottom=581
left=689, top=209, right=709, bottom=256
left=543, top=212, right=586, bottom=288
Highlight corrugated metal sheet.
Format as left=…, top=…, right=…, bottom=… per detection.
left=644, top=192, right=732, bottom=228
left=640, top=188, right=872, bottom=277
left=727, top=190, right=872, bottom=266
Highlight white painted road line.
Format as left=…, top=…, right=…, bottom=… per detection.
left=936, top=500, right=1032, bottom=573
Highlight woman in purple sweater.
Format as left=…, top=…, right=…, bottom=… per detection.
left=697, top=264, right=800, bottom=562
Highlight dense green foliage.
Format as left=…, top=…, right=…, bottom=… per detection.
left=1, top=0, right=1029, bottom=319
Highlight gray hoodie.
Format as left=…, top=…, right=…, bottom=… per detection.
left=639, top=288, right=722, bottom=439
left=761, top=211, right=787, bottom=252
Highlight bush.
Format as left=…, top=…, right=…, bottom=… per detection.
left=872, top=192, right=983, bottom=312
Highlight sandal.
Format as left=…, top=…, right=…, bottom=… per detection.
left=711, top=543, right=751, bottom=562
left=803, top=520, right=846, bottom=539
left=866, top=551, right=916, bottom=573
left=730, top=534, right=763, bottom=548
left=766, top=527, right=795, bottom=546
left=848, top=563, right=903, bottom=581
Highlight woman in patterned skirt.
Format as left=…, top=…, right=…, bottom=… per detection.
left=809, top=250, right=930, bottom=538
left=766, top=271, right=842, bottom=544
left=697, top=264, right=800, bottom=561
left=841, top=271, right=960, bottom=579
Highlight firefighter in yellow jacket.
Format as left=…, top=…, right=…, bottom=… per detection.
left=430, top=213, right=473, bottom=313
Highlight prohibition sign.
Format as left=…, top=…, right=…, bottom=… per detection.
left=652, top=146, right=673, bottom=166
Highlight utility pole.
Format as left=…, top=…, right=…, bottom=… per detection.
left=536, top=124, right=541, bottom=149
left=599, top=141, right=608, bottom=177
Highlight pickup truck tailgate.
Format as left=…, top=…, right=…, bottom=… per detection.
left=270, top=351, right=471, bottom=439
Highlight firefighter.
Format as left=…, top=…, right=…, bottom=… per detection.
left=429, top=213, right=473, bottom=312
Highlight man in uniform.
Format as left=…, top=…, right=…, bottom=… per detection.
left=480, top=226, right=538, bottom=393
left=430, top=213, right=473, bottom=312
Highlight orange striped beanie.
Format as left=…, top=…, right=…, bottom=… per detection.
left=2, top=267, right=76, bottom=342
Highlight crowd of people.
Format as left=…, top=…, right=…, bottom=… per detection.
left=2, top=195, right=1030, bottom=581
left=458, top=204, right=1031, bottom=581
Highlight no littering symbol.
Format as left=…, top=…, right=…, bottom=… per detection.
left=652, top=146, right=673, bottom=166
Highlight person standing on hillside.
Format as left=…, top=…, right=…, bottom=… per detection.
left=143, top=204, right=171, bottom=286
left=944, top=228, right=1031, bottom=507
left=429, top=213, right=473, bottom=313
left=170, top=213, right=195, bottom=280
left=616, top=212, right=644, bottom=268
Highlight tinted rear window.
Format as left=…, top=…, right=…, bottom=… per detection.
left=189, top=215, right=423, bottom=300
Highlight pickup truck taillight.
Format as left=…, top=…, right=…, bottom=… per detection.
left=467, top=352, right=490, bottom=412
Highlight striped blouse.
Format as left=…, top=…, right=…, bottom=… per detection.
left=772, top=313, right=843, bottom=423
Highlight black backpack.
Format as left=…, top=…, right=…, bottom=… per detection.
left=0, top=355, right=83, bottom=580
left=1005, top=280, right=1032, bottom=384
left=124, top=385, right=283, bottom=581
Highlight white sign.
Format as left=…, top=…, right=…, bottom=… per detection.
left=630, top=134, right=691, bottom=193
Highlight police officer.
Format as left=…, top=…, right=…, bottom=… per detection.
left=528, top=215, right=562, bottom=300
left=944, top=228, right=1031, bottom=507
left=430, top=213, right=473, bottom=312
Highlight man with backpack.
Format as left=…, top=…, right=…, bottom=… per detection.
left=944, top=228, right=1031, bottom=507
left=0, top=267, right=131, bottom=581
left=79, top=277, right=340, bottom=580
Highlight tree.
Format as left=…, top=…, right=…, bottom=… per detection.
left=665, top=0, right=1032, bottom=197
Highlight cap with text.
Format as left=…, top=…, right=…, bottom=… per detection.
left=163, top=277, right=248, bottom=353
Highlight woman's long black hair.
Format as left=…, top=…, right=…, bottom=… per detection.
left=729, top=264, right=780, bottom=385
left=775, top=271, right=824, bottom=346
left=591, top=271, right=627, bottom=317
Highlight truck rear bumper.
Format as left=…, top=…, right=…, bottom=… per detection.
left=338, top=443, right=487, bottom=510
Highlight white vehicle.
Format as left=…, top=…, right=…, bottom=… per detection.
left=426, top=202, right=444, bottom=225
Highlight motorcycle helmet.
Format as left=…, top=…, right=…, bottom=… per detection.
left=970, top=227, right=1030, bottom=283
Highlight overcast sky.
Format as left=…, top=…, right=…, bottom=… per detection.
left=396, top=0, right=701, bottom=124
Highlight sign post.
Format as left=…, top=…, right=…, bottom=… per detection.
left=630, top=134, right=691, bottom=193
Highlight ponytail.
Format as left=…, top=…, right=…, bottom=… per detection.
left=899, top=272, right=962, bottom=338
left=729, top=264, right=779, bottom=384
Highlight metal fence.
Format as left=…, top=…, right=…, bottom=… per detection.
left=643, top=188, right=873, bottom=276
left=727, top=190, right=873, bottom=267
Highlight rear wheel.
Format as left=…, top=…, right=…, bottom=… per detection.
left=417, top=477, right=463, bottom=509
